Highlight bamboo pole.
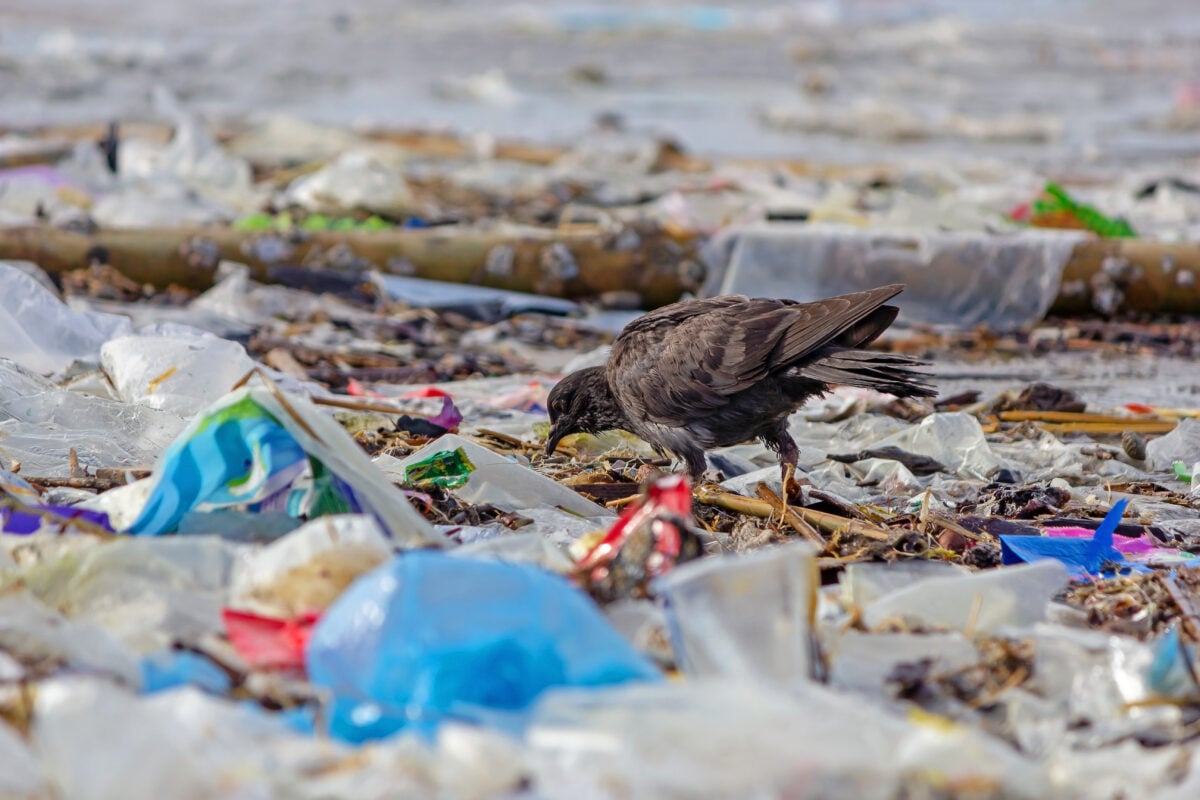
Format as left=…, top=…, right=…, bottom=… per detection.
left=1050, top=239, right=1200, bottom=315
left=0, top=224, right=694, bottom=307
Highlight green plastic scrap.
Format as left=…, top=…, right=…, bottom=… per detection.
left=233, top=212, right=395, bottom=233
left=404, top=447, right=476, bottom=490
left=1033, top=182, right=1137, bottom=238
left=233, top=212, right=277, bottom=232
left=1173, top=461, right=1193, bottom=482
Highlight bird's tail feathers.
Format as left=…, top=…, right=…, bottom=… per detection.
left=800, top=348, right=937, bottom=398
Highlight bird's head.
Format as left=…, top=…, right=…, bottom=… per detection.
left=544, top=367, right=622, bottom=456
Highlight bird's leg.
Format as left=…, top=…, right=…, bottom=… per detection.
left=682, top=448, right=708, bottom=487
left=765, top=422, right=802, bottom=505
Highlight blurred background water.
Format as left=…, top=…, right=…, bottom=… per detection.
left=3, top=0, right=1199, bottom=169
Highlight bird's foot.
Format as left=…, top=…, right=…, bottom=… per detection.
left=767, top=463, right=797, bottom=524
left=781, top=462, right=798, bottom=496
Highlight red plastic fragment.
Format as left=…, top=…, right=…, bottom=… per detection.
left=222, top=608, right=320, bottom=672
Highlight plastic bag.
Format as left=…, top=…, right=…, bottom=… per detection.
left=125, top=376, right=441, bottom=547
left=306, top=550, right=661, bottom=742
left=0, top=261, right=132, bottom=376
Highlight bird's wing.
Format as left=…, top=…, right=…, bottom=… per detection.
left=609, top=286, right=904, bottom=426
left=615, top=295, right=751, bottom=340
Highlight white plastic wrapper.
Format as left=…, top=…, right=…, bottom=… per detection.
left=281, top=151, right=417, bottom=217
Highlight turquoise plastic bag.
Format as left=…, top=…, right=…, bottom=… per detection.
left=306, top=551, right=662, bottom=742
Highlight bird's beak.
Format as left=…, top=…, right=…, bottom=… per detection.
left=544, top=421, right=567, bottom=456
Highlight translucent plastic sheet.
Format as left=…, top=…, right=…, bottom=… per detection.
left=653, top=541, right=818, bottom=684
left=0, top=261, right=132, bottom=376
left=0, top=360, right=188, bottom=476
left=702, top=222, right=1088, bottom=331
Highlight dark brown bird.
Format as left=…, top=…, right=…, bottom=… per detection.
left=544, top=284, right=936, bottom=481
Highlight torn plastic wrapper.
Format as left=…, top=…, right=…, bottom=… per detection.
left=403, top=446, right=476, bottom=490
left=387, top=434, right=607, bottom=519
left=305, top=551, right=661, bottom=743
left=101, top=333, right=313, bottom=418
left=124, top=374, right=443, bottom=547
left=701, top=222, right=1087, bottom=331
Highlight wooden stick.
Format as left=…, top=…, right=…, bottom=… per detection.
left=1038, top=421, right=1177, bottom=435
left=996, top=410, right=1167, bottom=424
left=754, top=484, right=826, bottom=547
left=694, top=485, right=892, bottom=541
left=310, top=395, right=435, bottom=418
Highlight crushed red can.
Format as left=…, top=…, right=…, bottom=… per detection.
left=575, top=473, right=702, bottom=603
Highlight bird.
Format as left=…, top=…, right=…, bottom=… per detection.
left=543, top=284, right=936, bottom=483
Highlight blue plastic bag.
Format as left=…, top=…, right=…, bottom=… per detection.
left=306, top=551, right=662, bottom=743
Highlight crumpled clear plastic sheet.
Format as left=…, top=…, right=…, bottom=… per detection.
left=1027, top=623, right=1171, bottom=746
left=827, top=630, right=980, bottom=699
left=861, top=560, right=1069, bottom=635
left=872, top=412, right=1010, bottom=481
left=306, top=550, right=661, bottom=743
left=89, top=179, right=238, bottom=228
left=701, top=222, right=1088, bottom=330
left=190, top=261, right=340, bottom=327
left=840, top=560, right=970, bottom=608
left=117, top=87, right=257, bottom=211
left=0, top=261, right=132, bottom=377
left=12, top=535, right=235, bottom=654
left=0, top=359, right=187, bottom=476
left=32, top=675, right=527, bottom=800
left=653, top=541, right=818, bottom=683
left=990, top=425, right=1152, bottom=484
left=101, top=329, right=321, bottom=417
left=32, top=677, right=327, bottom=800
left=225, top=115, right=369, bottom=168
left=0, top=591, right=141, bottom=687
left=527, top=678, right=1050, bottom=799
left=452, top=529, right=578, bottom=573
